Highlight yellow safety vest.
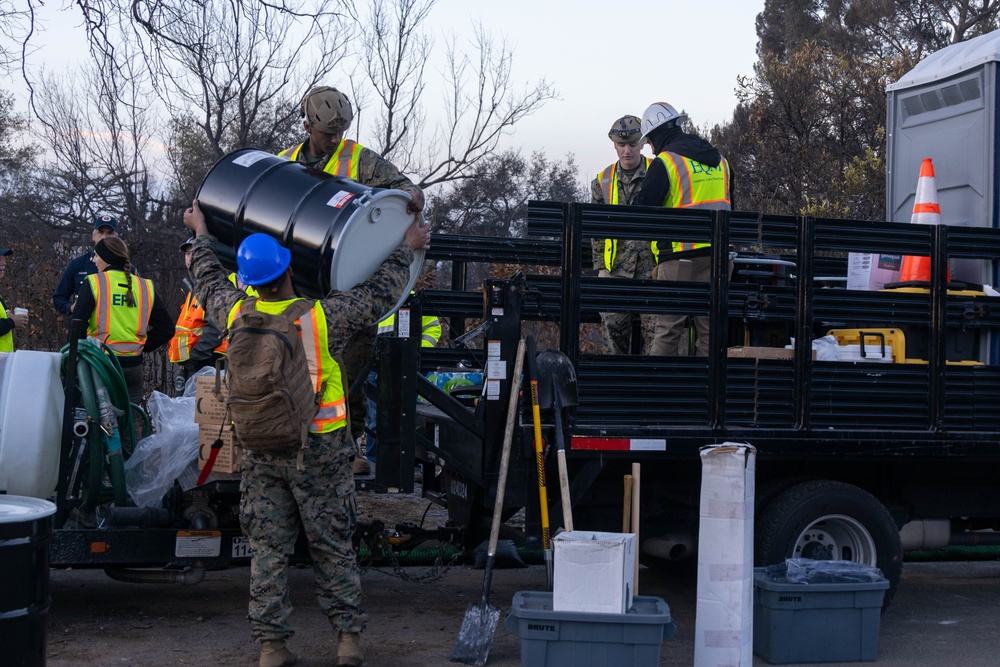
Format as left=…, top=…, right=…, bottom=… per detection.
left=597, top=158, right=654, bottom=269
left=86, top=270, right=154, bottom=356
left=227, top=298, right=346, bottom=434
left=651, top=151, right=731, bottom=256
left=0, top=297, right=12, bottom=352
left=377, top=312, right=442, bottom=348
left=279, top=139, right=365, bottom=180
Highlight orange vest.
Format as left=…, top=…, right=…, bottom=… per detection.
left=168, top=291, right=227, bottom=363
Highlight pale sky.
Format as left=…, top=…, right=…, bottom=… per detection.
left=12, top=0, right=766, bottom=191
left=430, top=0, right=766, bottom=182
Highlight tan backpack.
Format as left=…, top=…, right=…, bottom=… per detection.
left=224, top=298, right=319, bottom=452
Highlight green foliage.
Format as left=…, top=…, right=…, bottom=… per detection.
left=425, top=149, right=585, bottom=238
left=713, top=0, right=1000, bottom=217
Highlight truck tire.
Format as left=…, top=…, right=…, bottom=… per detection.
left=756, top=479, right=903, bottom=606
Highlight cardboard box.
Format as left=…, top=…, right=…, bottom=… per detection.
left=553, top=531, right=636, bottom=614
left=194, top=376, right=229, bottom=425
left=695, top=444, right=756, bottom=666
left=847, top=252, right=902, bottom=290
left=198, top=424, right=241, bottom=473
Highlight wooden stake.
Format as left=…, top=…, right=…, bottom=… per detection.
left=622, top=474, right=633, bottom=533
left=631, top=462, right=641, bottom=596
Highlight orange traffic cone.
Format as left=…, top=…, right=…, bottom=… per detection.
left=897, top=158, right=950, bottom=284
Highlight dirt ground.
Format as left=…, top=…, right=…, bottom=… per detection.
left=37, top=487, right=1000, bottom=666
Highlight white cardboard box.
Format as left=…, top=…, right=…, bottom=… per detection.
left=847, top=252, right=902, bottom=290
left=695, top=443, right=756, bottom=666
left=553, top=531, right=636, bottom=614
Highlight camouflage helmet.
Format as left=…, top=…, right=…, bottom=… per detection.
left=609, top=115, right=643, bottom=143
left=301, top=86, right=354, bottom=134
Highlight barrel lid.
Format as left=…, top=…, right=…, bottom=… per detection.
left=329, top=188, right=425, bottom=316
left=0, top=495, right=57, bottom=523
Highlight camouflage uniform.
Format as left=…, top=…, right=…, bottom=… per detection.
left=591, top=160, right=657, bottom=355
left=188, top=234, right=413, bottom=641
left=284, top=140, right=421, bottom=443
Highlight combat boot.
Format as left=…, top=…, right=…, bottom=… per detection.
left=259, top=639, right=297, bottom=667
left=336, top=631, right=364, bottom=666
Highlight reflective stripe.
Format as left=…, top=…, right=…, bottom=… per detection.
left=328, top=140, right=363, bottom=179
left=169, top=291, right=227, bottom=362
left=229, top=298, right=346, bottom=433
left=279, top=140, right=364, bottom=180
left=296, top=307, right=347, bottom=431
left=87, top=271, right=153, bottom=356
left=421, top=317, right=441, bottom=348
left=597, top=158, right=654, bottom=269
left=597, top=163, right=619, bottom=205
left=655, top=151, right=731, bottom=254
left=378, top=312, right=441, bottom=348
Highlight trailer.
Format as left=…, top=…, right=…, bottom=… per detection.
left=377, top=199, right=1000, bottom=605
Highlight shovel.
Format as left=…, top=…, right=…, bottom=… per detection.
left=451, top=339, right=526, bottom=666
left=536, top=349, right=579, bottom=531
left=525, top=336, right=553, bottom=587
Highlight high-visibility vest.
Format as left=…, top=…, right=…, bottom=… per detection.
left=86, top=270, right=154, bottom=356
left=377, top=312, right=442, bottom=348
left=651, top=151, right=731, bottom=257
left=168, top=292, right=228, bottom=363
left=0, top=297, right=12, bottom=352
left=226, top=298, right=346, bottom=434
left=279, top=139, right=365, bottom=180
left=597, top=157, right=654, bottom=270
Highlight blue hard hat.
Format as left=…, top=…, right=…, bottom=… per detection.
left=236, top=233, right=291, bottom=286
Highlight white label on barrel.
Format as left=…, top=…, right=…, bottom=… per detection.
left=175, top=530, right=222, bottom=557
left=487, top=340, right=501, bottom=359
left=327, top=191, right=355, bottom=208
left=232, top=151, right=270, bottom=167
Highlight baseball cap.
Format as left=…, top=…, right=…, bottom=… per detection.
left=180, top=237, right=195, bottom=252
left=93, top=214, right=119, bottom=232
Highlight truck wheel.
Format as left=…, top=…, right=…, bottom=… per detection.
left=756, top=479, right=902, bottom=606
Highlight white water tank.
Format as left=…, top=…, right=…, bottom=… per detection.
left=0, top=351, right=64, bottom=499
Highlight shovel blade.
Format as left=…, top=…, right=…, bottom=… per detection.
left=535, top=349, right=578, bottom=410
left=451, top=602, right=501, bottom=665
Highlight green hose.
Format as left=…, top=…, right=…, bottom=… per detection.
left=61, top=339, right=152, bottom=510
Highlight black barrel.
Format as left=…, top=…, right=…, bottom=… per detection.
left=0, top=495, right=56, bottom=667
left=196, top=148, right=422, bottom=301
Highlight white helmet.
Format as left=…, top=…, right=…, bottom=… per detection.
left=640, top=102, right=687, bottom=139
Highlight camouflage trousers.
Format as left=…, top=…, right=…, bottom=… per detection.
left=240, top=429, right=365, bottom=641
left=600, top=311, right=656, bottom=355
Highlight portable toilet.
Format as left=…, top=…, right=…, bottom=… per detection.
left=886, top=29, right=1000, bottom=287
